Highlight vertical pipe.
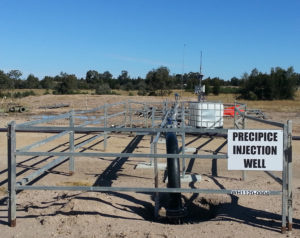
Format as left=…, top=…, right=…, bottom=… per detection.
left=181, top=102, right=186, bottom=177
left=69, top=110, right=75, bottom=175
left=281, top=123, right=288, bottom=233
left=287, top=120, right=293, bottom=231
left=146, top=104, right=149, bottom=128
left=129, top=102, right=132, bottom=129
left=153, top=142, right=159, bottom=218
left=151, top=107, right=155, bottom=128
left=234, top=102, right=246, bottom=180
left=124, top=102, right=127, bottom=127
left=8, top=121, right=16, bottom=227
left=166, top=132, right=182, bottom=215
left=242, top=104, right=246, bottom=181
left=233, top=101, right=237, bottom=128
left=150, top=107, right=156, bottom=166
left=163, top=100, right=167, bottom=117
left=166, top=100, right=169, bottom=116
left=104, top=104, right=107, bottom=151
left=150, top=141, right=154, bottom=166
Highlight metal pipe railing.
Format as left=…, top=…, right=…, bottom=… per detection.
left=6, top=100, right=294, bottom=232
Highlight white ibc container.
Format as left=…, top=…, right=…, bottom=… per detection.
left=188, top=102, right=224, bottom=128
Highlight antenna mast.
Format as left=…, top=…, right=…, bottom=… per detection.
left=181, top=44, right=186, bottom=98
left=200, top=51, right=202, bottom=78
left=195, top=51, right=205, bottom=102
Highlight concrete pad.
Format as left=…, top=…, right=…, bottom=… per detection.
left=184, top=147, right=197, bottom=153
left=165, top=174, right=201, bottom=183
left=157, top=139, right=166, bottom=144
left=136, top=162, right=167, bottom=170
left=180, top=174, right=201, bottom=183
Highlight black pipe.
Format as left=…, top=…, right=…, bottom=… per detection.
left=165, top=132, right=184, bottom=217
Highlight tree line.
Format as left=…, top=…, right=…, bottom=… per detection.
left=0, top=66, right=299, bottom=100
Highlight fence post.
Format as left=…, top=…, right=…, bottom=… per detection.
left=149, top=107, right=156, bottom=166
left=181, top=102, right=186, bottom=177
left=104, top=104, right=108, bottom=151
left=287, top=120, right=293, bottom=231
left=234, top=102, right=246, bottom=180
left=124, top=102, right=127, bottom=127
left=144, top=103, right=148, bottom=128
left=281, top=123, right=288, bottom=233
left=151, top=106, right=155, bottom=128
left=129, top=102, right=132, bottom=129
left=233, top=101, right=237, bottom=128
left=242, top=104, right=247, bottom=181
left=153, top=142, right=159, bottom=219
left=69, top=110, right=75, bottom=175
left=8, top=121, right=17, bottom=227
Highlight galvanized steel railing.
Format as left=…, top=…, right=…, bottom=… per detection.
left=5, top=100, right=293, bottom=234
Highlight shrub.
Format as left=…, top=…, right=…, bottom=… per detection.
left=137, top=89, right=147, bottom=96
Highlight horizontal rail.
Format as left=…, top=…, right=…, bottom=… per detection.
left=244, top=114, right=285, bottom=128
left=81, top=111, right=126, bottom=125
left=107, top=110, right=126, bottom=119
left=18, top=130, right=70, bottom=152
left=235, top=102, right=247, bottom=106
left=18, top=112, right=71, bottom=126
left=235, top=107, right=285, bottom=128
left=16, top=156, right=69, bottom=186
left=128, top=100, right=166, bottom=105
left=75, top=105, right=105, bottom=114
left=75, top=101, right=126, bottom=114
left=73, top=133, right=104, bottom=149
left=18, top=116, right=108, bottom=152
left=15, top=185, right=282, bottom=196
left=16, top=133, right=106, bottom=186
left=16, top=151, right=227, bottom=159
left=15, top=126, right=228, bottom=134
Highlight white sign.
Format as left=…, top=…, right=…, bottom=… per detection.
left=228, top=130, right=283, bottom=171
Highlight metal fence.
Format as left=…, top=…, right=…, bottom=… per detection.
left=5, top=100, right=293, bottom=233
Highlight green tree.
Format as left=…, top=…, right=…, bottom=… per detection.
left=145, top=66, right=171, bottom=96
left=86, top=70, right=102, bottom=89
left=118, top=70, right=130, bottom=82
left=102, top=71, right=113, bottom=83
left=5, top=70, right=23, bottom=89
left=95, top=83, right=112, bottom=95
left=41, top=76, right=56, bottom=89
left=7, top=70, right=22, bottom=81
left=239, top=67, right=297, bottom=100
left=118, top=70, right=133, bottom=90
left=54, top=72, right=78, bottom=94
left=230, top=77, right=240, bottom=86
left=26, top=74, right=40, bottom=88
left=0, top=70, right=14, bottom=89
left=212, top=77, right=221, bottom=95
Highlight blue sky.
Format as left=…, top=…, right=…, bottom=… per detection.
left=0, top=0, right=299, bottom=80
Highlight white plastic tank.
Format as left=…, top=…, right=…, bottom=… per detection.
left=188, top=102, right=224, bottom=128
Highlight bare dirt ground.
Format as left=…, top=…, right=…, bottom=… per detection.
left=0, top=94, right=300, bottom=238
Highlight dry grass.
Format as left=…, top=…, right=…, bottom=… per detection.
left=2, top=88, right=299, bottom=113
left=57, top=181, right=93, bottom=187
left=206, top=90, right=300, bottom=112
left=0, top=186, right=7, bottom=195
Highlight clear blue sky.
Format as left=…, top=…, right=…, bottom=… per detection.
left=0, top=0, right=299, bottom=80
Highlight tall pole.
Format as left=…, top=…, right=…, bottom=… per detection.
left=8, top=121, right=17, bottom=227
left=69, top=110, right=75, bottom=175
left=181, top=44, right=186, bottom=98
